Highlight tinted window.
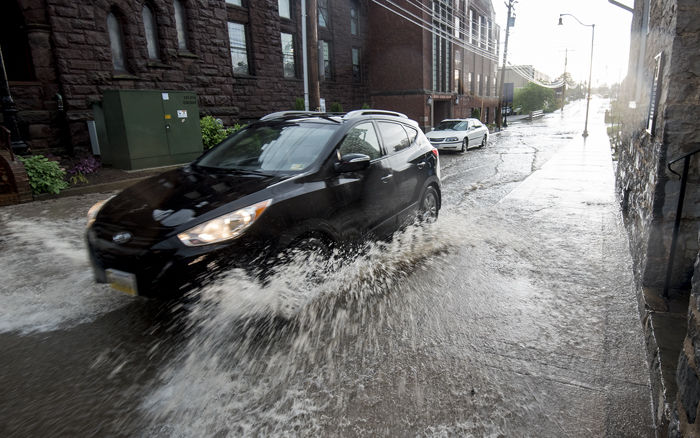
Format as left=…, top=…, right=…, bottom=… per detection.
left=378, top=122, right=410, bottom=153
left=404, top=126, right=418, bottom=145
left=197, top=123, right=336, bottom=173
left=338, top=122, right=381, bottom=160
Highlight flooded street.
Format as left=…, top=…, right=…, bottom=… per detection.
left=0, top=99, right=654, bottom=436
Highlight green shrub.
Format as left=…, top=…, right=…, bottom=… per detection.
left=201, top=115, right=236, bottom=150
left=294, top=97, right=305, bottom=110
left=361, top=102, right=370, bottom=109
left=470, top=108, right=481, bottom=120
left=18, top=155, right=69, bottom=195
left=329, top=102, right=343, bottom=113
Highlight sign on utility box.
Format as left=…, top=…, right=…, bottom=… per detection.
left=98, top=90, right=203, bottom=170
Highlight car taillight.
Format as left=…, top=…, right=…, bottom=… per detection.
left=431, top=148, right=439, bottom=158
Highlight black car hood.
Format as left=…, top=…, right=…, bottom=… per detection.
left=98, top=167, right=286, bottom=230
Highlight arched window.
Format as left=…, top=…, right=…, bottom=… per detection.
left=142, top=4, right=159, bottom=60
left=107, top=11, right=127, bottom=71
left=173, top=0, right=188, bottom=50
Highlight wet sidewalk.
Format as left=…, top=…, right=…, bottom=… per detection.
left=486, top=114, right=655, bottom=435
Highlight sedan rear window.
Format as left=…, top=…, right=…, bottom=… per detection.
left=197, top=123, right=336, bottom=173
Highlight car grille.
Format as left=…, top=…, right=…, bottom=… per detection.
left=91, top=222, right=166, bottom=249
left=429, top=138, right=445, bottom=142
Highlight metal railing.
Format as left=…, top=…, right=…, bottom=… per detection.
left=664, top=147, right=700, bottom=297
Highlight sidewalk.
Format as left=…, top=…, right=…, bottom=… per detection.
left=489, top=119, right=655, bottom=434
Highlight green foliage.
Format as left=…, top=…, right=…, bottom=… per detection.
left=470, top=108, right=481, bottom=120
left=294, top=97, right=305, bottom=110
left=329, top=102, right=343, bottom=113
left=201, top=115, right=237, bottom=150
left=513, top=82, right=557, bottom=113
left=18, top=155, right=69, bottom=195
left=361, top=102, right=370, bottom=109
left=69, top=172, right=89, bottom=185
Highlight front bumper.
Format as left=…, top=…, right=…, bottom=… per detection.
left=431, top=141, right=461, bottom=150
left=86, top=226, right=268, bottom=298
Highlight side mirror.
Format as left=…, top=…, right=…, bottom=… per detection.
left=334, top=153, right=371, bottom=173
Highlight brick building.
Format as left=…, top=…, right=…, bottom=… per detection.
left=0, top=0, right=499, bottom=156
left=616, top=0, right=700, bottom=435
left=369, top=0, right=500, bottom=131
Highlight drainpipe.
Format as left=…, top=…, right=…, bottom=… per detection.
left=301, top=0, right=309, bottom=110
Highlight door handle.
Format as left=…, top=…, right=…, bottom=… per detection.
left=381, top=174, right=393, bottom=183
left=416, top=161, right=426, bottom=169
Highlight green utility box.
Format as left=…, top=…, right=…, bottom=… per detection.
left=98, top=90, right=203, bottom=170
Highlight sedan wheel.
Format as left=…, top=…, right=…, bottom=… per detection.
left=461, top=138, right=468, bottom=153
left=480, top=135, right=487, bottom=148
left=419, top=186, right=439, bottom=223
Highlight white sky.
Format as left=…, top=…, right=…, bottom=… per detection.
left=493, top=0, right=633, bottom=86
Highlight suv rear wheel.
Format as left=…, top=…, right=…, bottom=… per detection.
left=419, top=186, right=439, bottom=223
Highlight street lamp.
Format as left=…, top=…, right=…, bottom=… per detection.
left=558, top=13, right=595, bottom=138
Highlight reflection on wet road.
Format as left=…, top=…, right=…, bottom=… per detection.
left=0, top=99, right=654, bottom=436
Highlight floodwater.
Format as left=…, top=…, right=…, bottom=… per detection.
left=0, top=99, right=654, bottom=436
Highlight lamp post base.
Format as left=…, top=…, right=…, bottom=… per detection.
left=582, top=130, right=589, bottom=137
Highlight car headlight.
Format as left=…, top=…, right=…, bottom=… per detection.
left=177, top=199, right=272, bottom=247
left=446, top=137, right=459, bottom=142
left=87, top=196, right=114, bottom=227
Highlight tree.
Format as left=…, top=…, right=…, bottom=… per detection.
left=513, top=82, right=557, bottom=113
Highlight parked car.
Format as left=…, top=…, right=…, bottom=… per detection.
left=86, top=110, right=441, bottom=298
left=425, top=118, right=488, bottom=152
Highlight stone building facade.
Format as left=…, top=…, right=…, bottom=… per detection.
left=369, top=0, right=500, bottom=132
left=616, top=0, right=700, bottom=434
left=1, top=0, right=372, bottom=154
left=1, top=0, right=500, bottom=157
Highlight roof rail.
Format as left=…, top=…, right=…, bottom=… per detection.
left=260, top=111, right=327, bottom=121
left=343, top=109, right=408, bottom=119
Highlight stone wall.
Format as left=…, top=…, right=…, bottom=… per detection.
left=671, top=232, right=700, bottom=436
left=616, top=0, right=700, bottom=292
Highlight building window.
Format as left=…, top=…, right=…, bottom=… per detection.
left=278, top=0, right=290, bottom=19
left=320, top=40, right=332, bottom=80
left=432, top=0, right=450, bottom=92
left=350, top=1, right=359, bottom=35
left=352, top=47, right=360, bottom=82
left=142, top=4, right=159, bottom=60
left=484, top=75, right=489, bottom=96
left=281, top=32, right=295, bottom=78
left=470, top=9, right=476, bottom=45
left=476, top=73, right=481, bottom=95
left=468, top=72, right=473, bottom=93
left=226, top=0, right=242, bottom=5
left=174, top=0, right=188, bottom=50
left=454, top=16, right=459, bottom=38
left=318, top=0, right=329, bottom=28
left=228, top=22, right=249, bottom=75
left=107, top=12, right=127, bottom=72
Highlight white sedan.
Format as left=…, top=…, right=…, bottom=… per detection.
left=426, top=118, right=489, bottom=153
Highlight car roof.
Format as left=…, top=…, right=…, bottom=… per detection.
left=438, top=118, right=479, bottom=123
left=259, top=109, right=420, bottom=129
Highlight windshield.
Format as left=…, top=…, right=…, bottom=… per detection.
left=436, top=120, right=467, bottom=131
left=197, top=123, right=336, bottom=173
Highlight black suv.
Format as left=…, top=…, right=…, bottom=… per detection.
left=86, top=110, right=441, bottom=297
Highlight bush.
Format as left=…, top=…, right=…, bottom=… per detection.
left=18, top=155, right=69, bottom=195
left=66, top=155, right=101, bottom=186
left=294, top=97, right=305, bottom=110
left=201, top=116, right=237, bottom=150
left=329, top=102, right=343, bottom=113
left=470, top=108, right=481, bottom=120
left=361, top=102, right=370, bottom=109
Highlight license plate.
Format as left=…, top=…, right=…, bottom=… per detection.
left=106, top=269, right=138, bottom=296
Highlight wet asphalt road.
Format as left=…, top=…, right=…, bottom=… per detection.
left=0, top=99, right=655, bottom=436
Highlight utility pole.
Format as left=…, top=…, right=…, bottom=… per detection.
left=561, top=48, right=567, bottom=113
left=307, top=0, right=320, bottom=111
left=497, top=0, right=515, bottom=129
